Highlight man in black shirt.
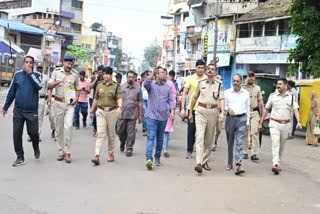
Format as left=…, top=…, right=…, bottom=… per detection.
left=89, top=65, right=105, bottom=136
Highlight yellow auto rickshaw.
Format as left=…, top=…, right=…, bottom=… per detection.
left=295, top=79, right=320, bottom=128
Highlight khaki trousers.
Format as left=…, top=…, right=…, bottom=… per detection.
left=38, top=98, right=46, bottom=135
left=48, top=102, right=56, bottom=131
left=269, top=120, right=290, bottom=166
left=195, top=107, right=219, bottom=165
left=95, top=109, right=119, bottom=156
left=53, top=101, right=75, bottom=155
left=243, top=111, right=260, bottom=155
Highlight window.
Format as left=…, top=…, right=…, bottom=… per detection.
left=72, top=0, right=83, bottom=9
left=265, top=21, right=277, bottom=36
left=253, top=22, right=263, bottom=37
left=279, top=19, right=290, bottom=35
left=71, top=23, right=81, bottom=32
left=239, top=24, right=250, bottom=38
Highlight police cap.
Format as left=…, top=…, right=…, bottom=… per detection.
left=63, top=56, right=75, bottom=63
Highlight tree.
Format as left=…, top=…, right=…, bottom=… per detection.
left=65, top=45, right=91, bottom=63
left=289, top=0, right=320, bottom=77
left=143, top=41, right=161, bottom=68
left=114, top=48, right=123, bottom=69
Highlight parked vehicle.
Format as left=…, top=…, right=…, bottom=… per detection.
left=295, top=79, right=320, bottom=128
left=0, top=54, right=24, bottom=86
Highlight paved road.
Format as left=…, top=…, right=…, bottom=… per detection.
left=0, top=87, right=320, bottom=214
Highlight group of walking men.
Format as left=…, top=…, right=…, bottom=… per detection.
left=2, top=56, right=302, bottom=176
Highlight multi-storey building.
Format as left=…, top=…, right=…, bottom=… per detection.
left=0, top=0, right=84, bottom=60
left=234, top=0, right=295, bottom=79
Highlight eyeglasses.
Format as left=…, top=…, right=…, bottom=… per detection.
left=24, top=61, right=33, bottom=64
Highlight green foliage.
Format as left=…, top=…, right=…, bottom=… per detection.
left=114, top=48, right=123, bottom=69
left=65, top=45, right=91, bottom=63
left=143, top=41, right=161, bottom=68
left=289, top=0, right=320, bottom=77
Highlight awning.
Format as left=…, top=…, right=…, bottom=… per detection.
left=0, top=18, right=57, bottom=36
left=0, top=38, right=24, bottom=55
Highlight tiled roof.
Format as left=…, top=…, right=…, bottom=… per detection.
left=235, top=0, right=291, bottom=22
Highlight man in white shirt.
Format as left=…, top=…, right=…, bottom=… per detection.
left=224, top=74, right=250, bottom=175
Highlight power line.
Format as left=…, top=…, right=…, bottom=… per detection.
left=84, top=2, right=168, bottom=14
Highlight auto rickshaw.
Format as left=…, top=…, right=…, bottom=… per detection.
left=295, top=78, right=320, bottom=128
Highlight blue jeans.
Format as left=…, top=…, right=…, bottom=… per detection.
left=142, top=100, right=148, bottom=131
left=146, top=118, right=167, bottom=160
left=74, top=102, right=88, bottom=128
left=163, top=132, right=169, bottom=150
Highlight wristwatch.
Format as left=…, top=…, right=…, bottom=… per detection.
left=118, top=106, right=122, bottom=109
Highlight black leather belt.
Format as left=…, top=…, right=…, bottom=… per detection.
left=227, top=113, right=246, bottom=118
left=40, top=95, right=47, bottom=99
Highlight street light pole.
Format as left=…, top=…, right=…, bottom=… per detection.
left=212, top=2, right=219, bottom=66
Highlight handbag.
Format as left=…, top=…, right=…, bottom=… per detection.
left=312, top=121, right=320, bottom=135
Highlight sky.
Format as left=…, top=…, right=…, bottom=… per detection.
left=83, top=0, right=170, bottom=60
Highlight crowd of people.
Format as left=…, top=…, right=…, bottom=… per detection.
left=3, top=55, right=319, bottom=176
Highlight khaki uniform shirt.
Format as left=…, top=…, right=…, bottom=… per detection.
left=266, top=91, right=299, bottom=120
left=194, top=78, right=224, bottom=109
left=120, top=82, right=142, bottom=120
left=49, top=67, right=81, bottom=98
left=243, top=84, right=263, bottom=111
left=39, top=73, right=49, bottom=96
left=95, top=81, right=122, bottom=107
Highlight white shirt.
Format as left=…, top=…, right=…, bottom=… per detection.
left=224, top=87, right=250, bottom=124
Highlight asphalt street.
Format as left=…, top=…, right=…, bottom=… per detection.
left=0, top=87, right=320, bottom=214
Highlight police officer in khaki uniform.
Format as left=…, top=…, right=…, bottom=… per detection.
left=90, top=66, right=122, bottom=166
left=189, top=64, right=225, bottom=174
left=259, top=78, right=301, bottom=175
left=48, top=56, right=81, bottom=163
left=242, top=71, right=264, bottom=161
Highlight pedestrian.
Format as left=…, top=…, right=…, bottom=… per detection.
left=224, top=74, right=250, bottom=175
left=73, top=71, right=90, bottom=129
left=180, top=59, right=207, bottom=159
left=211, top=74, right=223, bottom=152
left=47, top=88, right=56, bottom=140
left=2, top=56, right=42, bottom=167
left=162, top=70, right=178, bottom=158
left=144, top=67, right=175, bottom=170
left=27, top=62, right=48, bottom=142
left=141, top=70, right=150, bottom=136
left=287, top=80, right=298, bottom=138
left=47, top=56, right=81, bottom=163
left=242, top=71, right=264, bottom=161
left=89, top=65, right=105, bottom=136
left=259, top=78, right=301, bottom=175
left=90, top=66, right=122, bottom=165
left=305, top=91, right=320, bottom=146
left=115, top=73, right=122, bottom=84
left=188, top=63, right=225, bottom=174
left=116, top=70, right=142, bottom=157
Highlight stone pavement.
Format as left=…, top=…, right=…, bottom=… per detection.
left=0, top=86, right=319, bottom=214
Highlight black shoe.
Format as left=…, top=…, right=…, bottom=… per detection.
left=120, top=144, right=125, bottom=152
left=51, top=129, right=56, bottom=138
left=34, top=146, right=40, bottom=159
left=12, top=158, right=25, bottom=167
left=235, top=165, right=245, bottom=175
left=251, top=155, right=259, bottom=162
left=91, top=155, right=100, bottom=166
left=92, top=128, right=97, bottom=136
left=243, top=154, right=248, bottom=159
left=83, top=121, right=87, bottom=128
left=194, top=164, right=203, bottom=174
left=126, top=151, right=132, bottom=157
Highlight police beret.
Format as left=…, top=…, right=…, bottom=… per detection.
left=36, top=62, right=43, bottom=67
left=63, top=56, right=75, bottom=63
